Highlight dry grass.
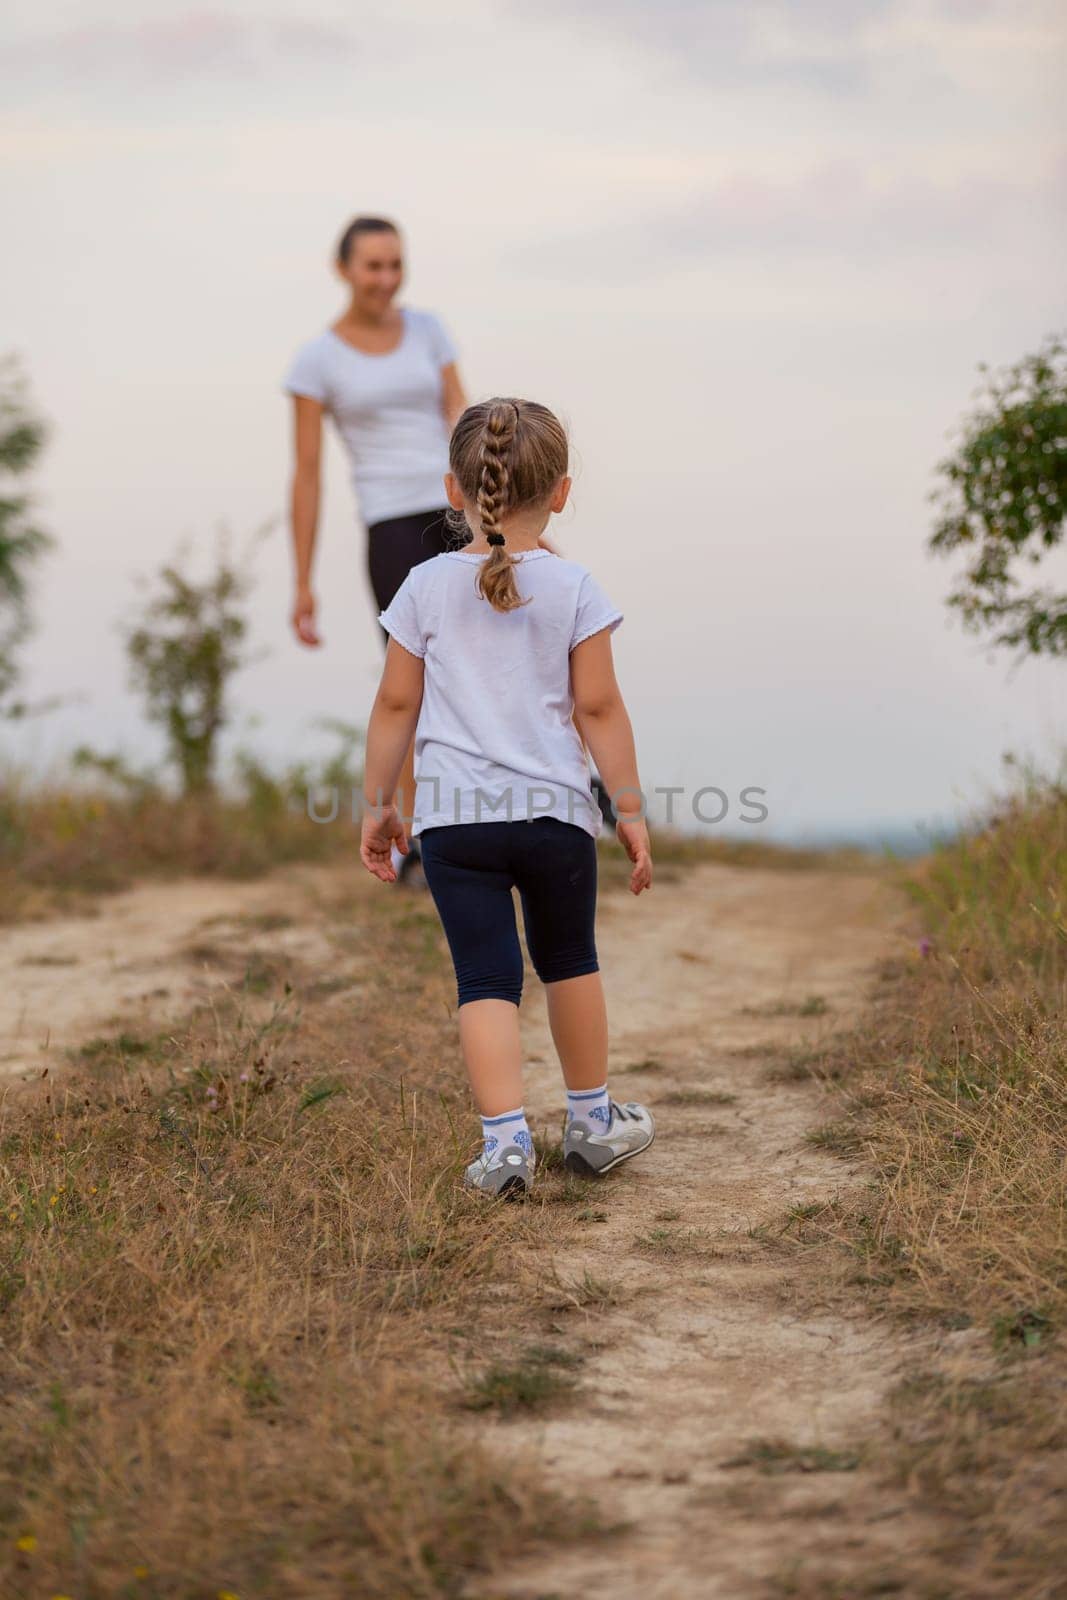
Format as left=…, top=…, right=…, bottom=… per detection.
left=0, top=771, right=864, bottom=927
left=0, top=776, right=351, bottom=924
left=657, top=1087, right=738, bottom=1107
left=596, top=826, right=873, bottom=887
left=821, top=783, right=1067, bottom=1328
left=462, top=1345, right=583, bottom=1415
left=0, top=879, right=597, bottom=1597
left=721, top=1439, right=863, bottom=1475
left=771, top=778, right=1067, bottom=1595
left=740, top=994, right=831, bottom=1019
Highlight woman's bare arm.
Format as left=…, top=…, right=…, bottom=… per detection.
left=290, top=394, right=324, bottom=646
left=440, top=362, right=468, bottom=431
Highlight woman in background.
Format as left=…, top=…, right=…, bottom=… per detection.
left=283, top=215, right=469, bottom=882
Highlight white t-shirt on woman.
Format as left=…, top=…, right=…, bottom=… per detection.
left=282, top=307, right=458, bottom=527
left=377, top=548, right=624, bottom=841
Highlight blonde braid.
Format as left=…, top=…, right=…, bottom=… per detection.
left=475, top=400, right=529, bottom=612
left=447, top=395, right=567, bottom=613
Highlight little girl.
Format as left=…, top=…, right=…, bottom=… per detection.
left=358, top=397, right=655, bottom=1197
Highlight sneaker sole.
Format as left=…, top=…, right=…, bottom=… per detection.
left=564, top=1124, right=656, bottom=1179
left=464, top=1174, right=531, bottom=1200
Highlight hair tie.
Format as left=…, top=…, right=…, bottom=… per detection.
left=486, top=532, right=506, bottom=547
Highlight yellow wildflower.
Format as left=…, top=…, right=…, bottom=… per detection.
left=49, top=1195, right=59, bottom=1207
left=134, top=1566, right=150, bottom=1579
left=16, top=1533, right=37, bottom=1551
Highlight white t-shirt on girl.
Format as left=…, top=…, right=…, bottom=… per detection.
left=282, top=307, right=457, bottom=527
left=377, top=548, right=624, bottom=840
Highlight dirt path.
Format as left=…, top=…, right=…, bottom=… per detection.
left=3, top=855, right=936, bottom=1594
left=471, top=860, right=938, bottom=1599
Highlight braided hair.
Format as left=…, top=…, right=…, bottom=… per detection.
left=447, top=397, right=569, bottom=614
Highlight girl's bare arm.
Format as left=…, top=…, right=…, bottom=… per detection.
left=571, top=630, right=652, bottom=893
left=571, top=635, right=642, bottom=814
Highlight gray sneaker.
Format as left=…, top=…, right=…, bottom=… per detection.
left=463, top=1143, right=534, bottom=1199
left=564, top=1100, right=655, bottom=1178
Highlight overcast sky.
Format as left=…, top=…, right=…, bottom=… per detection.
left=2, top=0, right=1064, bottom=845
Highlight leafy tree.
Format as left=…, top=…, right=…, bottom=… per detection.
left=929, top=333, right=1067, bottom=659
left=0, top=355, right=54, bottom=717
left=123, top=527, right=270, bottom=797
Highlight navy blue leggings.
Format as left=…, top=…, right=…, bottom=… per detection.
left=367, top=507, right=470, bottom=647
left=418, top=818, right=600, bottom=1007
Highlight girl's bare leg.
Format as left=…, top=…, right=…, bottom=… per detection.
left=544, top=972, right=609, bottom=1091
left=458, top=1000, right=525, bottom=1116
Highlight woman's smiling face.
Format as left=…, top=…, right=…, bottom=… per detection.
left=338, top=228, right=404, bottom=308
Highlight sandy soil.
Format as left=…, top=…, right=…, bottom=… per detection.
left=2, top=854, right=940, bottom=1595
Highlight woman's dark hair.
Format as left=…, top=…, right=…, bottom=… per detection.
left=448, top=398, right=569, bottom=614
left=336, top=216, right=400, bottom=266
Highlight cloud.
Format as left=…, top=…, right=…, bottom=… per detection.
left=2, top=13, right=359, bottom=83
left=494, top=0, right=898, bottom=94
left=495, top=0, right=1064, bottom=95
left=504, top=160, right=1065, bottom=280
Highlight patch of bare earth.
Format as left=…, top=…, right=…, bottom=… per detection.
left=0, top=865, right=343, bottom=1079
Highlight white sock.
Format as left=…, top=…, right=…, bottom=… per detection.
left=480, top=1106, right=534, bottom=1162
left=566, top=1083, right=612, bottom=1130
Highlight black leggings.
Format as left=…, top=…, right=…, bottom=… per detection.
left=366, top=506, right=470, bottom=646
left=419, top=818, right=600, bottom=1008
